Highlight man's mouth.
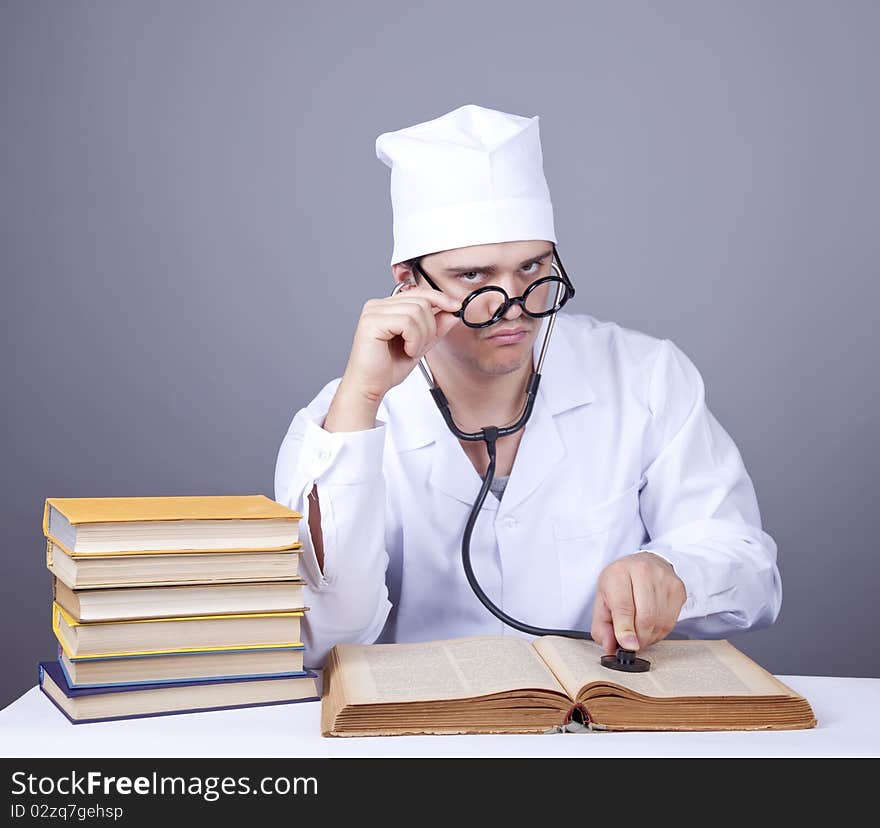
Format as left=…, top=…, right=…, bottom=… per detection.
left=484, top=326, right=530, bottom=343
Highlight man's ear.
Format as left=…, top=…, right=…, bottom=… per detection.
left=391, top=262, right=417, bottom=288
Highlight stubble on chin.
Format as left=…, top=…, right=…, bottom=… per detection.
left=462, top=342, right=533, bottom=377
left=438, top=326, right=537, bottom=378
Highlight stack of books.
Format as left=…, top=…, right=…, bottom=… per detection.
left=37, top=495, right=319, bottom=723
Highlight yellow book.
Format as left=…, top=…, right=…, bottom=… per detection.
left=52, top=602, right=304, bottom=660
left=43, top=495, right=302, bottom=556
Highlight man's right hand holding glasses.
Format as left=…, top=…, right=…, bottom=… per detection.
left=323, top=285, right=462, bottom=434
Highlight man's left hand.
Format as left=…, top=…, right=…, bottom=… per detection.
left=590, top=551, right=686, bottom=654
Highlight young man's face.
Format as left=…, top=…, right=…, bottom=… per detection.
left=411, top=239, right=556, bottom=377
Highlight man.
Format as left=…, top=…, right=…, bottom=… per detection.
left=274, top=104, right=781, bottom=669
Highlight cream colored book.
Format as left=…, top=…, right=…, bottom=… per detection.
left=47, top=539, right=301, bottom=589
left=53, top=602, right=304, bottom=659
left=53, top=577, right=307, bottom=622
left=43, top=495, right=301, bottom=556
left=321, top=636, right=817, bottom=736
left=59, top=645, right=307, bottom=687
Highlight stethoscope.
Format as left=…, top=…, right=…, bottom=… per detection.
left=392, top=247, right=650, bottom=672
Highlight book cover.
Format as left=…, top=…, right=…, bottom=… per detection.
left=58, top=642, right=306, bottom=662
left=52, top=602, right=304, bottom=659
left=47, top=537, right=303, bottom=561
left=46, top=539, right=302, bottom=590
left=44, top=495, right=302, bottom=526
left=52, top=576, right=307, bottom=622
left=56, top=645, right=311, bottom=688
left=43, top=495, right=302, bottom=557
left=39, top=661, right=320, bottom=725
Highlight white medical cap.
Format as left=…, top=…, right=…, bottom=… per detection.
left=375, top=103, right=557, bottom=266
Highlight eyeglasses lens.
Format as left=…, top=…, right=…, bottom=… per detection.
left=461, top=278, right=566, bottom=326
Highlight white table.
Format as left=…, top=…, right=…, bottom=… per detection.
left=1, top=675, right=878, bottom=758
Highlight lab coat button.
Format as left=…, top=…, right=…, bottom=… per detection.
left=317, top=449, right=330, bottom=461
left=504, top=516, right=518, bottom=529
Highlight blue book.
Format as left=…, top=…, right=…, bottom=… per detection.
left=39, top=661, right=319, bottom=724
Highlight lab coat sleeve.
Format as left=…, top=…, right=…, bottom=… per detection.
left=637, top=339, right=782, bottom=637
left=273, top=378, right=392, bottom=668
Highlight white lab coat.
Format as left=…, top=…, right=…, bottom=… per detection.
left=274, top=313, right=781, bottom=668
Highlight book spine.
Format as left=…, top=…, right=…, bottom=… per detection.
left=45, top=535, right=77, bottom=559
left=52, top=605, right=73, bottom=659
left=565, top=703, right=592, bottom=726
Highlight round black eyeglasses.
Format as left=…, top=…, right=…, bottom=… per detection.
left=412, top=246, right=576, bottom=329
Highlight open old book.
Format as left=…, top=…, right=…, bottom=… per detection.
left=321, top=635, right=817, bottom=736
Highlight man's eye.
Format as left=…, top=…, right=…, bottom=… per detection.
left=522, top=261, right=541, bottom=274
left=456, top=271, right=484, bottom=284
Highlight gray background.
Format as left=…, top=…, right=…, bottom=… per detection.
left=1, top=0, right=878, bottom=711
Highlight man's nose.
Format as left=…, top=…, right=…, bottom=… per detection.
left=494, top=275, right=525, bottom=320
left=501, top=298, right=524, bottom=321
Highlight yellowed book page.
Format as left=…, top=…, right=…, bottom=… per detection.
left=335, top=636, right=568, bottom=705
left=533, top=637, right=799, bottom=700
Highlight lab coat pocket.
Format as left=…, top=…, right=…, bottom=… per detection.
left=553, top=482, right=643, bottom=624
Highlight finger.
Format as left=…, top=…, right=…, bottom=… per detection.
left=405, top=297, right=444, bottom=341
left=393, top=297, right=460, bottom=347
left=603, top=567, right=640, bottom=651
left=432, top=308, right=461, bottom=339
left=630, top=571, right=661, bottom=649
left=393, top=285, right=461, bottom=314
left=380, top=300, right=432, bottom=349
left=390, top=291, right=446, bottom=314
left=590, top=592, right=617, bottom=655
left=370, top=312, right=427, bottom=357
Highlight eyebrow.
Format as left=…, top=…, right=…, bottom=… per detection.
left=442, top=248, right=554, bottom=273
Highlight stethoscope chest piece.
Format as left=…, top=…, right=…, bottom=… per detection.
left=601, top=648, right=651, bottom=672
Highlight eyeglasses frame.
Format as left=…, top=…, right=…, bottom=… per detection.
left=411, top=243, right=576, bottom=329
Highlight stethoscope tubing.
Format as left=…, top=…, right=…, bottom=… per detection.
left=392, top=255, right=593, bottom=640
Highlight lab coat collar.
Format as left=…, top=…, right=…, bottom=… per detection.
left=532, top=313, right=597, bottom=415
left=389, top=314, right=596, bottom=509
left=421, top=386, right=567, bottom=512
left=391, top=314, right=595, bottom=451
